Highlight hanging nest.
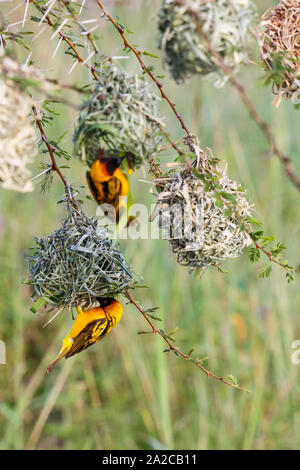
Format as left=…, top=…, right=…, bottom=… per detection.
left=158, top=0, right=257, bottom=86
left=258, top=0, right=300, bottom=106
left=73, top=63, right=164, bottom=170
left=25, top=196, right=136, bottom=310
left=0, top=57, right=38, bottom=192
left=152, top=135, right=252, bottom=272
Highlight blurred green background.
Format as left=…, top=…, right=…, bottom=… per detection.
left=0, top=0, right=299, bottom=450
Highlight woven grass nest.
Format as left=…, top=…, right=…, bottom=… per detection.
left=25, top=198, right=135, bottom=310
left=153, top=138, right=252, bottom=272
left=0, top=57, right=38, bottom=192
left=258, top=0, right=300, bottom=106
left=158, top=0, right=256, bottom=86
left=73, top=63, right=164, bottom=170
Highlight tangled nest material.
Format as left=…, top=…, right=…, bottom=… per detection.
left=258, top=0, right=300, bottom=106
left=26, top=196, right=135, bottom=310
left=73, top=63, right=164, bottom=169
left=153, top=135, right=252, bottom=272
left=158, top=0, right=256, bottom=86
left=0, top=57, right=38, bottom=192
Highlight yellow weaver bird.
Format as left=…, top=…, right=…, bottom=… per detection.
left=46, top=298, right=123, bottom=374
left=86, top=150, right=130, bottom=223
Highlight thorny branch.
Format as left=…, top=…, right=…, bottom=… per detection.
left=36, top=0, right=185, bottom=157
left=126, top=290, right=249, bottom=392
left=95, top=0, right=191, bottom=135
left=32, top=1, right=99, bottom=80
left=59, top=0, right=100, bottom=55
left=32, top=104, right=67, bottom=186
left=32, top=102, right=78, bottom=209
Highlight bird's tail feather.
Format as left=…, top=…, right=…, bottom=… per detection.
left=46, top=349, right=67, bottom=374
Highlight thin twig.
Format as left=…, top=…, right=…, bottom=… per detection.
left=126, top=290, right=250, bottom=392
left=44, top=76, right=86, bottom=94
left=59, top=0, right=100, bottom=55
left=251, top=236, right=291, bottom=271
left=32, top=102, right=78, bottom=209
left=159, top=127, right=184, bottom=156
left=217, top=192, right=294, bottom=274
left=195, top=27, right=300, bottom=192
left=32, top=1, right=99, bottom=80
left=94, top=0, right=191, bottom=135
left=32, top=103, right=68, bottom=186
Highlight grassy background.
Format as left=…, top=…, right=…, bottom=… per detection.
left=0, top=0, right=299, bottom=449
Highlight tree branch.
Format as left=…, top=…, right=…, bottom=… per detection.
left=32, top=102, right=78, bottom=209
left=194, top=23, right=300, bottom=193
left=32, top=1, right=99, bottom=80
left=126, top=290, right=250, bottom=392
left=59, top=0, right=100, bottom=55
left=94, top=0, right=191, bottom=135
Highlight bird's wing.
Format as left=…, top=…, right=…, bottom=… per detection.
left=65, top=317, right=109, bottom=358
left=86, top=170, right=104, bottom=203
left=86, top=172, right=122, bottom=206
left=106, top=176, right=122, bottom=205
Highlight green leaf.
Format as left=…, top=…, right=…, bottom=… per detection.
left=251, top=230, right=264, bottom=241
left=142, top=51, right=159, bottom=59
left=249, top=247, right=261, bottom=263
left=219, top=191, right=237, bottom=204
left=247, top=217, right=262, bottom=227
left=286, top=272, right=295, bottom=283
left=224, top=374, right=238, bottom=386
left=14, top=38, right=30, bottom=50
left=146, top=313, right=162, bottom=322
left=270, top=242, right=286, bottom=257
left=30, top=297, right=47, bottom=314
left=167, top=327, right=179, bottom=336
left=259, top=264, right=272, bottom=279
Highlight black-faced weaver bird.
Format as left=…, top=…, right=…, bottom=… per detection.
left=86, top=149, right=133, bottom=223
left=46, top=298, right=123, bottom=374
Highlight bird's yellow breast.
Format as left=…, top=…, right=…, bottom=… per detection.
left=62, top=306, right=106, bottom=351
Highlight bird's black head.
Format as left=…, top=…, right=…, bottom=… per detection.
left=97, top=297, right=114, bottom=308
left=98, top=149, right=124, bottom=175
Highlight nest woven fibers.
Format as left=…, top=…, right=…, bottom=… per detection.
left=158, top=0, right=257, bottom=86
left=73, top=63, right=164, bottom=170
left=153, top=141, right=252, bottom=272
left=258, top=0, right=300, bottom=106
left=25, top=200, right=135, bottom=310
left=0, top=57, right=38, bottom=192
